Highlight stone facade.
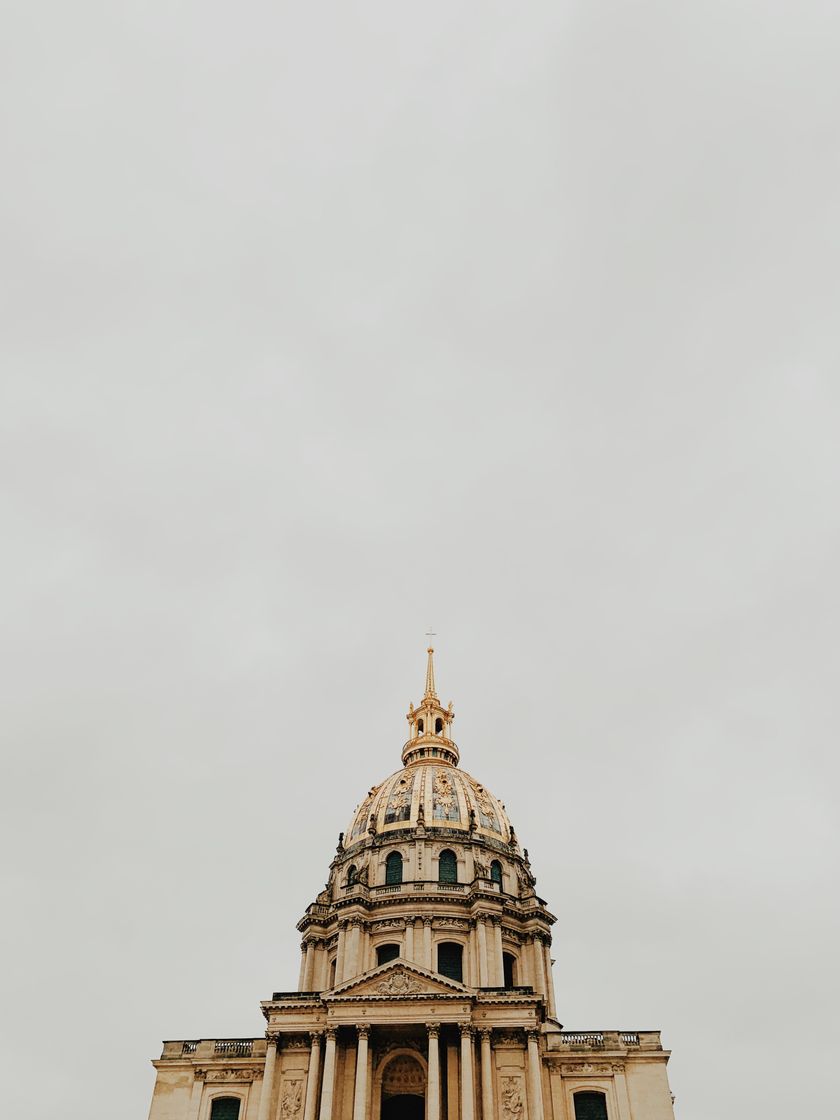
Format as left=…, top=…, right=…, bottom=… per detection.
left=148, top=650, right=676, bottom=1120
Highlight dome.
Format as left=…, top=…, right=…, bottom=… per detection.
left=344, top=762, right=512, bottom=845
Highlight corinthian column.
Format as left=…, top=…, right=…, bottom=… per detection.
left=352, top=1027, right=369, bottom=1120
left=303, top=1033, right=322, bottom=1120
left=479, top=1030, right=494, bottom=1120
left=427, top=1024, right=440, bottom=1120
left=335, top=924, right=347, bottom=984
left=423, top=918, right=433, bottom=969
left=459, top=1026, right=475, bottom=1120
left=532, top=934, right=547, bottom=998
left=318, top=1028, right=337, bottom=1120
left=492, top=917, right=504, bottom=986
left=303, top=941, right=315, bottom=990
left=476, top=917, right=489, bottom=985
left=543, top=938, right=557, bottom=1017
left=257, top=1034, right=279, bottom=1120
left=526, top=1030, right=545, bottom=1120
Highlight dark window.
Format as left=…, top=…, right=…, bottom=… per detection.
left=503, top=952, right=516, bottom=988
left=437, top=941, right=463, bottom=982
left=377, top=943, right=400, bottom=966
left=438, top=849, right=457, bottom=883
left=574, top=1092, right=609, bottom=1120
left=346, top=864, right=357, bottom=885
left=329, top=959, right=336, bottom=987
left=435, top=717, right=443, bottom=734
left=385, top=851, right=403, bottom=885
left=417, top=719, right=424, bottom=733
left=490, top=860, right=503, bottom=887
left=210, top=1100, right=241, bottom=1120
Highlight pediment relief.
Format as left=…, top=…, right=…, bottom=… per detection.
left=327, top=960, right=469, bottom=1000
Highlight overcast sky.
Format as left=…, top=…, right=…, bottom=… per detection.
left=2, top=4, right=839, bottom=1119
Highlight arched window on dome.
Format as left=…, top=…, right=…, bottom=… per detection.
left=346, top=864, right=358, bottom=886
left=437, top=941, right=463, bottom=982
left=385, top=851, right=403, bottom=885
left=435, top=717, right=443, bottom=735
left=210, top=1099, right=241, bottom=1120
left=438, top=849, right=457, bottom=884
left=376, top=942, right=400, bottom=966
left=417, top=718, right=424, bottom=734
left=503, top=951, right=517, bottom=988
left=573, top=1091, right=609, bottom=1120
left=490, top=860, right=503, bottom=888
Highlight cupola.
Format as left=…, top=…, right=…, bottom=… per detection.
left=402, top=647, right=458, bottom=766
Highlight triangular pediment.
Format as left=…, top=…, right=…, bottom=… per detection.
left=326, top=959, right=470, bottom=1000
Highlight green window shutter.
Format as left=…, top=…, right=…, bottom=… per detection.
left=210, top=1099, right=241, bottom=1120
left=437, top=942, right=463, bottom=982
left=574, top=1092, right=609, bottom=1120
left=438, top=850, right=457, bottom=883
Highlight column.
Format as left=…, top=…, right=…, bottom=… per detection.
left=303, top=942, right=315, bottom=990
left=446, top=1042, right=459, bottom=1120
left=426, top=1024, right=441, bottom=1120
left=352, top=1027, right=369, bottom=1120
left=542, top=939, right=557, bottom=1018
left=298, top=942, right=308, bottom=988
left=423, top=918, right=433, bottom=970
left=319, top=942, right=332, bottom=991
left=318, top=1028, right=338, bottom=1120
left=476, top=917, right=489, bottom=986
left=303, top=1033, right=322, bottom=1120
left=533, top=935, right=547, bottom=998
left=492, top=918, right=504, bottom=986
left=479, top=1030, right=494, bottom=1120
left=336, top=924, right=347, bottom=983
left=468, top=923, right=479, bottom=987
left=524, top=931, right=535, bottom=985
left=405, top=919, right=414, bottom=963
left=459, top=1026, right=475, bottom=1120
left=526, top=1030, right=545, bottom=1120
left=258, top=1034, right=279, bottom=1120
left=360, top=923, right=370, bottom=972
left=345, top=921, right=359, bottom=980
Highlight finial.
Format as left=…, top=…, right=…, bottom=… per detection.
left=424, top=646, right=438, bottom=700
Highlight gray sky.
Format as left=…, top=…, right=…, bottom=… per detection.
left=2, top=3, right=839, bottom=1119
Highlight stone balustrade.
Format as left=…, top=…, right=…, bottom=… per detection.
left=555, top=1030, right=662, bottom=1051
left=158, top=1039, right=266, bottom=1061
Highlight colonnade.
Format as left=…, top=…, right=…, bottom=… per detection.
left=298, top=922, right=557, bottom=1016
left=261, top=1025, right=545, bottom=1120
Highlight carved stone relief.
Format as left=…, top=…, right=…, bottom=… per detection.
left=500, top=1075, right=524, bottom=1119
left=281, top=1079, right=303, bottom=1118
left=375, top=969, right=422, bottom=996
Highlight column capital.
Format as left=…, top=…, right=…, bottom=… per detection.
left=325, top=1027, right=338, bottom=1041
left=490, top=915, right=502, bottom=927
left=309, top=1030, right=324, bottom=1044
left=300, top=940, right=308, bottom=952
left=479, top=1028, right=493, bottom=1042
left=526, top=1028, right=540, bottom=1043
left=427, top=1023, right=440, bottom=1039
left=266, top=1032, right=280, bottom=1045
left=477, top=913, right=488, bottom=925
left=423, top=917, right=433, bottom=928
left=459, top=1024, right=474, bottom=1039
left=357, top=1025, right=370, bottom=1040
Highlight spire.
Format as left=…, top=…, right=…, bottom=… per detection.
left=424, top=646, right=437, bottom=700
left=403, top=645, right=458, bottom=767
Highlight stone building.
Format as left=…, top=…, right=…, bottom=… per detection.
left=148, top=650, right=677, bottom=1120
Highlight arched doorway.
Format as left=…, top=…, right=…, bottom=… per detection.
left=381, top=1095, right=424, bottom=1120
left=379, top=1054, right=425, bottom=1120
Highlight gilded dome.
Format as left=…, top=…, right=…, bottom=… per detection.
left=345, top=762, right=512, bottom=845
